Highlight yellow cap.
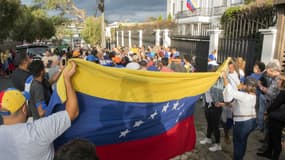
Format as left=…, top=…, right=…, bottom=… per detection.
left=0, top=89, right=29, bottom=114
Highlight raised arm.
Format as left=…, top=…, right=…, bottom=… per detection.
left=63, top=61, right=79, bottom=121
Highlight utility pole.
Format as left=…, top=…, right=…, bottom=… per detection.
left=98, top=0, right=105, bottom=48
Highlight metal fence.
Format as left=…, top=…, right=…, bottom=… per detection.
left=171, top=35, right=210, bottom=72
left=218, top=5, right=275, bottom=74
left=218, top=38, right=263, bottom=74
left=115, top=29, right=210, bottom=71
left=119, top=30, right=156, bottom=48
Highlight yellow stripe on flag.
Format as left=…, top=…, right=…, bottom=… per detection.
left=56, top=58, right=231, bottom=103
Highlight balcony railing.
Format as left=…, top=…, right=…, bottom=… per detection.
left=175, top=8, right=212, bottom=19
left=175, top=1, right=244, bottom=19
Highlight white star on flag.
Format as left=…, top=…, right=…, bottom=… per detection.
left=177, top=103, right=185, bottom=110
left=179, top=112, right=183, bottom=116
left=162, top=102, right=170, bottom=112
left=119, top=129, right=130, bottom=138
left=133, top=120, right=144, bottom=128
left=172, top=101, right=180, bottom=110
left=149, top=111, right=158, bottom=119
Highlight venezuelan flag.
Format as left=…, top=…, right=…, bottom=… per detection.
left=186, top=0, right=198, bottom=12
left=47, top=58, right=229, bottom=160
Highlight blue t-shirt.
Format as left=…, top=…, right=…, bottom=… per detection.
left=147, top=65, right=159, bottom=71
left=208, top=54, right=216, bottom=61
left=173, top=52, right=180, bottom=58
left=249, top=73, right=262, bottom=81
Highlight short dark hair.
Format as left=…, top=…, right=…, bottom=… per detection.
left=228, top=61, right=237, bottom=69
left=255, top=61, right=265, bottom=72
left=139, top=60, right=147, bottom=67
left=54, top=139, right=99, bottom=160
left=161, top=57, right=169, bottom=66
left=183, top=55, right=191, bottom=63
left=14, top=53, right=28, bottom=66
left=29, top=60, right=45, bottom=77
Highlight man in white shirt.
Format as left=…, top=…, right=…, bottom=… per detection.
left=0, top=61, right=78, bottom=160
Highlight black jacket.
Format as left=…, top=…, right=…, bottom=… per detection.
left=267, top=90, right=285, bottom=123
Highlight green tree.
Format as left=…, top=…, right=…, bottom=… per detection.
left=31, top=8, right=48, bottom=18
left=34, top=0, right=86, bottom=20
left=11, top=6, right=35, bottom=42
left=30, top=8, right=55, bottom=40
left=11, top=6, right=56, bottom=42
left=0, top=0, right=21, bottom=41
left=157, top=15, right=163, bottom=21
left=81, top=16, right=101, bottom=45
left=50, top=16, right=70, bottom=26
left=167, top=13, right=172, bottom=21
left=36, top=18, right=56, bottom=40
left=50, top=16, right=71, bottom=40
left=145, top=17, right=157, bottom=22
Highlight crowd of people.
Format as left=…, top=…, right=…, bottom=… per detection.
left=67, top=45, right=197, bottom=73
left=0, top=44, right=198, bottom=160
left=0, top=44, right=285, bottom=160
left=201, top=53, right=285, bottom=160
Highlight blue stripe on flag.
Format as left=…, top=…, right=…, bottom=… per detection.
left=49, top=92, right=200, bottom=146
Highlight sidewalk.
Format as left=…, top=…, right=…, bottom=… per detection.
left=171, top=101, right=285, bottom=160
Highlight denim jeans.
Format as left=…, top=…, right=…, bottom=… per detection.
left=257, top=94, right=266, bottom=129
left=233, top=118, right=257, bottom=160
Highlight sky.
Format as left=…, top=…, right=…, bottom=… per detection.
left=21, top=0, right=167, bottom=23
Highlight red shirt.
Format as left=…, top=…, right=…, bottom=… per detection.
left=160, top=66, right=173, bottom=72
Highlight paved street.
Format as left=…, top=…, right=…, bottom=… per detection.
left=1, top=77, right=285, bottom=160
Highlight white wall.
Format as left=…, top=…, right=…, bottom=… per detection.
left=231, top=0, right=243, bottom=4
left=213, top=0, right=224, bottom=7
left=177, top=16, right=210, bottom=24
left=167, top=0, right=176, bottom=18
left=167, top=0, right=171, bottom=17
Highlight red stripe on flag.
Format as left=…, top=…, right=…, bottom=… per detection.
left=97, top=116, right=196, bottom=160
left=0, top=91, right=5, bottom=109
left=186, top=3, right=194, bottom=12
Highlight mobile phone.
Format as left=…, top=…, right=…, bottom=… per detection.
left=62, top=58, right=66, bottom=66
left=47, top=60, right=52, bottom=68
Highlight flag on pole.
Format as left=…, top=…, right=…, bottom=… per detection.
left=47, top=58, right=229, bottom=160
left=186, top=0, right=198, bottom=12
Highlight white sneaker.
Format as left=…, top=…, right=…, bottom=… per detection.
left=180, top=154, right=188, bottom=160
left=199, top=138, right=212, bottom=144
left=209, top=144, right=222, bottom=152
